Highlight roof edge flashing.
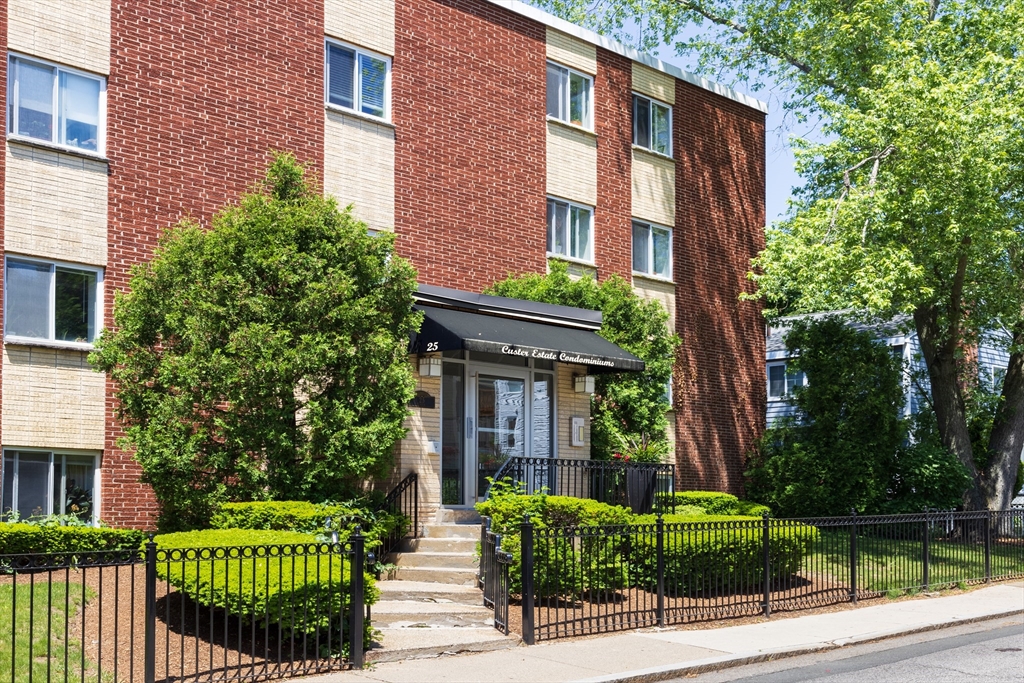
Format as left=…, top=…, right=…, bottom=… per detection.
left=415, top=283, right=602, bottom=330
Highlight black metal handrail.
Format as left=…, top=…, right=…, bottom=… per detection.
left=484, top=456, right=675, bottom=514
left=375, top=471, right=418, bottom=560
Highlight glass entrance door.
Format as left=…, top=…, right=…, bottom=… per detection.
left=474, top=374, right=526, bottom=500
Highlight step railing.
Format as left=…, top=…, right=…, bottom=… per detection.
left=376, top=471, right=418, bottom=560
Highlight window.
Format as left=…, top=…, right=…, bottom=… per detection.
left=981, top=364, right=1007, bottom=392
left=8, top=55, right=105, bottom=153
left=325, top=40, right=390, bottom=120
left=546, top=62, right=592, bottom=129
left=4, top=257, right=102, bottom=345
left=632, top=93, right=671, bottom=156
left=1, top=450, right=97, bottom=523
left=547, top=198, right=593, bottom=262
left=768, top=362, right=805, bottom=399
left=632, top=220, right=672, bottom=279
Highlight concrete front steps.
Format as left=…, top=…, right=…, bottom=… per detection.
left=367, top=512, right=520, bottom=662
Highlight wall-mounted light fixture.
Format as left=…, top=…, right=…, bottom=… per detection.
left=419, top=356, right=442, bottom=377
left=574, top=374, right=595, bottom=394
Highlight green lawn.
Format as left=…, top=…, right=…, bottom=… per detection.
left=804, top=529, right=1024, bottom=593
left=0, top=582, right=94, bottom=683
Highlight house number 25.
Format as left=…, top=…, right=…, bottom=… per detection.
left=426, top=342, right=439, bottom=351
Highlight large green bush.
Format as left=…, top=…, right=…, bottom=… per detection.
left=628, top=517, right=818, bottom=591
left=155, top=529, right=378, bottom=643
left=209, top=501, right=408, bottom=554
left=0, top=523, right=145, bottom=556
left=655, top=492, right=771, bottom=517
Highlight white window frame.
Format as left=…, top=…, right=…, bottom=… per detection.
left=546, top=61, right=593, bottom=130
left=632, top=92, right=672, bottom=157
left=3, top=255, right=104, bottom=349
left=1, top=448, right=100, bottom=525
left=546, top=197, right=594, bottom=264
left=324, top=38, right=392, bottom=122
left=767, top=361, right=806, bottom=400
left=7, top=53, right=107, bottom=156
left=632, top=220, right=673, bottom=280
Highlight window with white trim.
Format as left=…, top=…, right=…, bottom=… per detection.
left=8, top=54, right=105, bottom=154
left=981, top=364, right=1007, bottom=392
left=767, top=362, right=805, bottom=399
left=546, top=62, right=592, bottom=129
left=547, top=198, right=593, bottom=262
left=632, top=220, right=672, bottom=279
left=325, top=40, right=390, bottom=120
left=632, top=93, right=671, bottom=156
left=4, top=257, right=103, bottom=346
left=1, top=450, right=98, bottom=523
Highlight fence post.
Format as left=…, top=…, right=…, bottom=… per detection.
left=414, top=474, right=419, bottom=538
left=984, top=509, right=992, bottom=583
left=144, top=535, right=156, bottom=683
left=521, top=515, right=535, bottom=645
left=656, top=514, right=665, bottom=627
left=922, top=509, right=930, bottom=590
left=350, top=526, right=365, bottom=668
left=849, top=510, right=858, bottom=604
left=762, top=513, right=771, bottom=618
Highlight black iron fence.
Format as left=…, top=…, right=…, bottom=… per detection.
left=481, top=508, right=1024, bottom=643
left=486, top=457, right=675, bottom=514
left=376, top=471, right=418, bottom=560
left=478, top=519, right=511, bottom=635
left=0, top=534, right=373, bottom=683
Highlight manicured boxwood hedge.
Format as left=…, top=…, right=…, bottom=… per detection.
left=656, top=492, right=771, bottom=518
left=209, top=501, right=408, bottom=554
left=155, top=529, right=378, bottom=641
left=0, top=523, right=146, bottom=556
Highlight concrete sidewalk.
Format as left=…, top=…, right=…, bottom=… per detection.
left=312, top=582, right=1024, bottom=683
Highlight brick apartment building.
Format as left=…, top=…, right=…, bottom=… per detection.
left=0, top=0, right=766, bottom=528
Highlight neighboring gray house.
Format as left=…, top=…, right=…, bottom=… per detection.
left=765, top=313, right=1012, bottom=426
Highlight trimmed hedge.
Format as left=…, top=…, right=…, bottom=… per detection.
left=0, top=523, right=146, bottom=555
left=629, top=517, right=818, bottom=592
left=656, top=492, right=772, bottom=518
left=155, top=529, right=378, bottom=642
left=209, top=501, right=409, bottom=553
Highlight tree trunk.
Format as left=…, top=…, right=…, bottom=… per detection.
left=913, top=305, right=986, bottom=510
left=983, top=322, right=1024, bottom=510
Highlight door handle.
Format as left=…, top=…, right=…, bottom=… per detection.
left=467, top=417, right=474, bottom=438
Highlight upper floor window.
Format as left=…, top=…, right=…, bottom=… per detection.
left=8, top=55, right=105, bottom=154
left=546, top=62, right=592, bottom=129
left=633, top=93, right=671, bottom=156
left=1, top=450, right=97, bottom=523
left=768, top=362, right=805, bottom=399
left=981, top=364, right=1007, bottom=392
left=632, top=220, right=672, bottom=279
left=325, top=40, right=390, bottom=120
left=547, top=198, right=593, bottom=263
left=4, top=257, right=102, bottom=346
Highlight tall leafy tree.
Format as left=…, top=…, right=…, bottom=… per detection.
left=488, top=262, right=680, bottom=460
left=91, top=154, right=421, bottom=530
left=531, top=0, right=1024, bottom=509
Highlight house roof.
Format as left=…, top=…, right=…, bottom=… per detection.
left=766, top=312, right=912, bottom=356
left=486, top=0, right=769, bottom=114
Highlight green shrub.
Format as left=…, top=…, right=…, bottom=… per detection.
left=655, top=492, right=772, bottom=517
left=735, top=501, right=772, bottom=517
left=154, top=529, right=378, bottom=642
left=629, top=518, right=818, bottom=591
left=209, top=501, right=409, bottom=554
left=0, top=523, right=145, bottom=556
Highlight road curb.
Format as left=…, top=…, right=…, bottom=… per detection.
left=569, top=608, right=1024, bottom=683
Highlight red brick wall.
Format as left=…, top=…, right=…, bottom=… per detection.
left=104, top=0, right=325, bottom=528
left=593, top=49, right=632, bottom=280
left=672, top=83, right=766, bottom=496
left=393, top=0, right=548, bottom=292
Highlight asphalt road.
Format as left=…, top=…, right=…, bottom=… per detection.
left=671, top=615, right=1024, bottom=683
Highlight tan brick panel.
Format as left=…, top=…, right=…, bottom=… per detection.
left=632, top=275, right=676, bottom=330
left=5, top=144, right=108, bottom=265
left=546, top=120, right=597, bottom=206
left=2, top=346, right=106, bottom=451
left=545, top=27, right=596, bottom=75
left=325, top=0, right=395, bottom=56
left=8, top=0, right=110, bottom=74
left=324, top=111, right=395, bottom=232
left=632, top=148, right=675, bottom=226
left=556, top=363, right=590, bottom=459
left=396, top=358, right=442, bottom=516
left=632, top=63, right=674, bottom=103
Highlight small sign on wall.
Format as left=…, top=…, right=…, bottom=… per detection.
left=571, top=416, right=585, bottom=447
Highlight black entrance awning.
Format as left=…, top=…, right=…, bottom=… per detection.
left=411, top=305, right=645, bottom=373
